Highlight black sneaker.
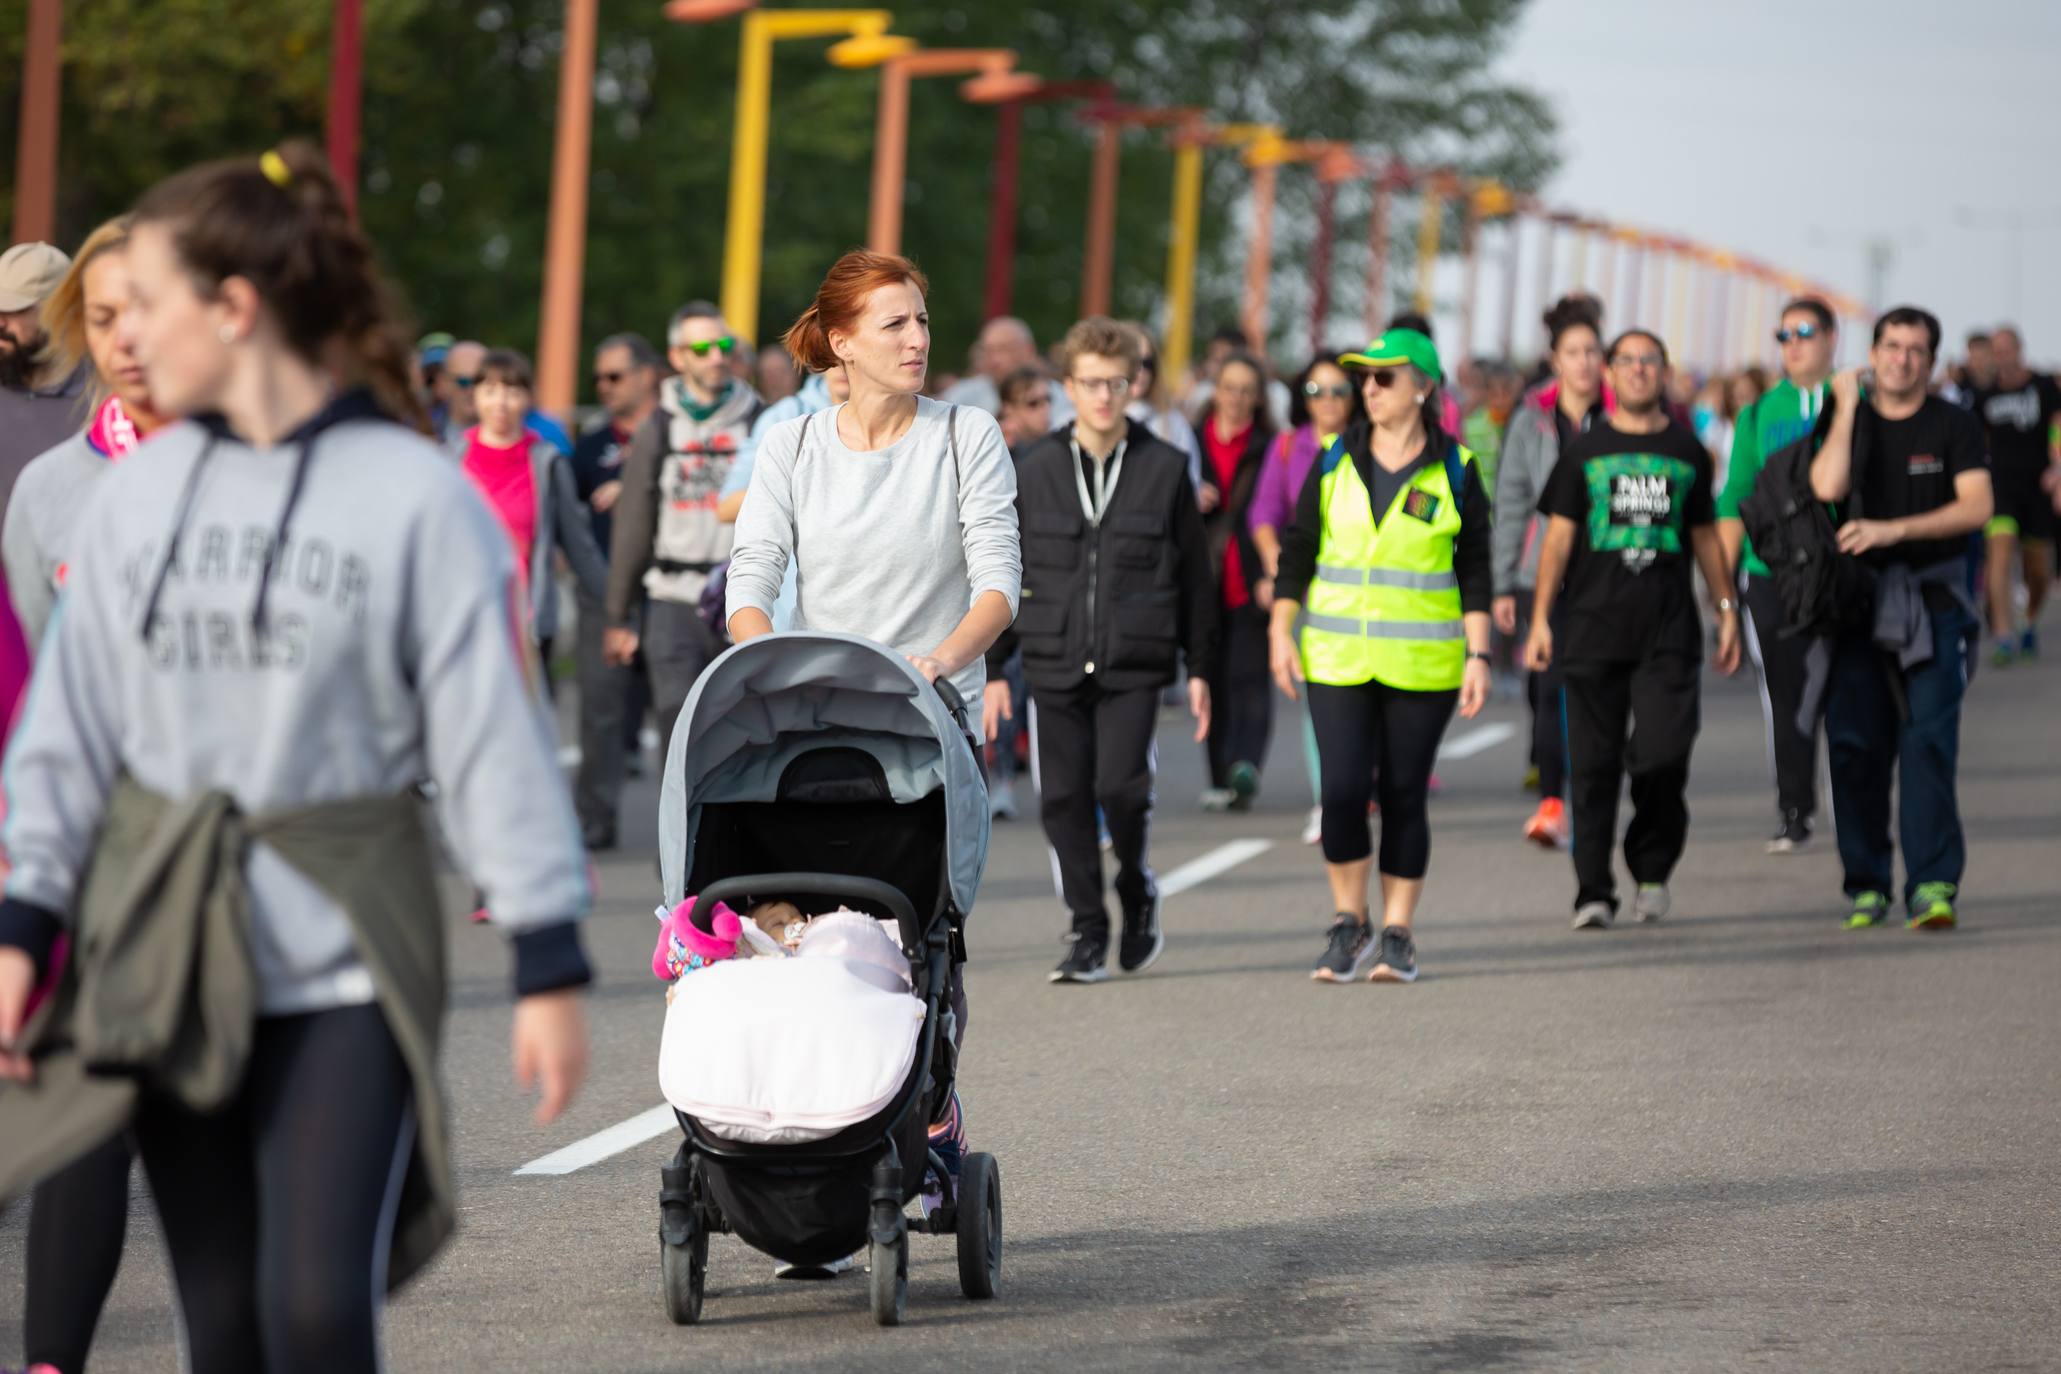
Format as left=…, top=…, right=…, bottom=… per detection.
left=1118, top=890, right=1164, bottom=974
left=1050, top=929, right=1110, bottom=984
left=1311, top=915, right=1374, bottom=983
left=1366, top=925, right=1419, bottom=984
left=1766, top=810, right=1813, bottom=854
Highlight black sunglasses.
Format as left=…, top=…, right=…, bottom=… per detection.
left=593, top=370, right=627, bottom=386
left=1775, top=323, right=1822, bottom=344
left=451, top=374, right=479, bottom=389
left=1366, top=368, right=1404, bottom=389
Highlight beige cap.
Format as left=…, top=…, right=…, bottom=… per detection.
left=0, top=242, right=72, bottom=313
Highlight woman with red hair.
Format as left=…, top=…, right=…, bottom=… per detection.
left=725, top=249, right=1020, bottom=1215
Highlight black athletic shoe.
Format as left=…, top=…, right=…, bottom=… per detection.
left=1311, top=915, right=1374, bottom=983
left=1366, top=925, right=1419, bottom=984
left=1766, top=810, right=1813, bottom=854
left=1050, top=929, right=1110, bottom=984
left=1118, top=890, right=1164, bottom=974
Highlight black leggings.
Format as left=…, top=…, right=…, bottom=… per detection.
left=134, top=1003, right=415, bottom=1374
left=1306, top=678, right=1458, bottom=876
left=25, top=1132, right=133, bottom=1372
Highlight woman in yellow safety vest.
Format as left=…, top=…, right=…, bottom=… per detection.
left=1267, top=328, right=1493, bottom=986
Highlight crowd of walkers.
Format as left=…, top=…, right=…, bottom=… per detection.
left=0, top=132, right=2050, bottom=1371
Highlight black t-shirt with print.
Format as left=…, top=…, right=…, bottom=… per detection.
left=1853, top=395, right=1987, bottom=571
left=1970, top=373, right=2061, bottom=481
left=1539, top=416, right=1715, bottom=665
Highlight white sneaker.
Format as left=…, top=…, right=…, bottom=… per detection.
left=1572, top=901, right=1615, bottom=930
left=773, top=1253, right=857, bottom=1280
left=1300, top=805, right=1324, bottom=846
left=990, top=777, right=1019, bottom=821
left=1198, top=787, right=1237, bottom=812
left=1634, top=883, right=1670, bottom=923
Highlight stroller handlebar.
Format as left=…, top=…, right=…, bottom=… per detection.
left=693, top=872, right=927, bottom=957
left=931, top=675, right=968, bottom=720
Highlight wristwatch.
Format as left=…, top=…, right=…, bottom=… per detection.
left=1715, top=598, right=1738, bottom=615
left=1467, top=650, right=1492, bottom=663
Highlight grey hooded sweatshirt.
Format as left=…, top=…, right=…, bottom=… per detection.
left=0, top=392, right=591, bottom=1012
left=1492, top=383, right=1601, bottom=596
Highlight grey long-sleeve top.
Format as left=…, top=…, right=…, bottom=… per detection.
left=725, top=397, right=1021, bottom=702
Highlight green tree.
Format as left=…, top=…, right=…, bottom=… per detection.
left=1, top=0, right=1555, bottom=393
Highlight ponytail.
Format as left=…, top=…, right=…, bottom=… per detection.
left=132, top=139, right=429, bottom=433
left=783, top=304, right=838, bottom=374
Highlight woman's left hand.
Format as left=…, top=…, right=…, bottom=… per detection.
left=1459, top=656, right=1492, bottom=719
left=907, top=653, right=949, bottom=684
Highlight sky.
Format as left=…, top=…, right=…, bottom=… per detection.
left=1482, top=0, right=2061, bottom=370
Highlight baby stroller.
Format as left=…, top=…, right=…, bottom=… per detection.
left=653, top=631, right=1002, bottom=1326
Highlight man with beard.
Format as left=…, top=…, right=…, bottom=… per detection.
left=0, top=242, right=88, bottom=515
left=1525, top=328, right=1741, bottom=931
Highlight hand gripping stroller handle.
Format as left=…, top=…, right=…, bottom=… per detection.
left=692, top=873, right=926, bottom=957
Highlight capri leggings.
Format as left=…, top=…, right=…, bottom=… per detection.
left=24, top=1132, right=133, bottom=1372
left=1305, top=678, right=1458, bottom=876
left=133, top=1002, right=415, bottom=1374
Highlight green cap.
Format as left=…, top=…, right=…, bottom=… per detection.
left=1339, top=328, right=1442, bottom=384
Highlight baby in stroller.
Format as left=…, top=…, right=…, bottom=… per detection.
left=651, top=632, right=1000, bottom=1325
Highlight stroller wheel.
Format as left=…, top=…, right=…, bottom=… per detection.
left=954, top=1152, right=1002, bottom=1300
left=660, top=1222, right=708, bottom=1325
left=659, top=1154, right=709, bottom=1326
left=868, top=1215, right=908, bottom=1326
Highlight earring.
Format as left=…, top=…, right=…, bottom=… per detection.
left=1414, top=394, right=1426, bottom=404
left=219, top=325, right=237, bottom=344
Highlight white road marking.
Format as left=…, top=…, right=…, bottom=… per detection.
left=1437, top=722, right=1518, bottom=760
left=1158, top=837, right=1273, bottom=897
left=514, top=1104, right=677, bottom=1177
left=512, top=837, right=1274, bottom=1178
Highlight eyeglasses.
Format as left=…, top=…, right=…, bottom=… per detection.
left=1611, top=352, right=1664, bottom=370
left=1070, top=375, right=1133, bottom=398
left=1775, top=323, right=1821, bottom=345
left=1365, top=368, right=1403, bottom=389
left=593, top=370, right=626, bottom=386
left=1304, top=382, right=1354, bottom=400
left=451, top=374, right=479, bottom=389
left=678, top=336, right=736, bottom=357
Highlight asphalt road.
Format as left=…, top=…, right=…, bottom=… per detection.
left=5, top=651, right=2058, bottom=1372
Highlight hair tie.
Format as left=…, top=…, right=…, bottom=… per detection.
left=259, top=150, right=292, bottom=189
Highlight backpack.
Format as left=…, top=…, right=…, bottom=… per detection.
left=1738, top=397, right=1872, bottom=639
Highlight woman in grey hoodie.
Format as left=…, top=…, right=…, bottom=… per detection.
left=0, top=142, right=591, bottom=1372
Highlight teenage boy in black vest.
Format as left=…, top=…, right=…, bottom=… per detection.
left=984, top=317, right=1217, bottom=983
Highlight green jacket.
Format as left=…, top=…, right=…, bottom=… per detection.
left=0, top=779, right=455, bottom=1288
left=1716, top=377, right=1828, bottom=578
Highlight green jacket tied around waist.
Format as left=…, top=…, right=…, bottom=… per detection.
left=0, top=776, right=455, bottom=1288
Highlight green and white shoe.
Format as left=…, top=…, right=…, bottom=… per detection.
left=1907, top=882, right=1957, bottom=931
left=1844, top=891, right=1890, bottom=930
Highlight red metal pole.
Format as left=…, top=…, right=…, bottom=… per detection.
left=12, top=0, right=62, bottom=244
left=326, top=0, right=363, bottom=220
left=535, top=0, right=597, bottom=421
left=1080, top=118, right=1122, bottom=318
left=1310, top=177, right=1336, bottom=356
left=1365, top=179, right=1392, bottom=338
left=1241, top=160, right=1278, bottom=353
left=982, top=98, right=1023, bottom=320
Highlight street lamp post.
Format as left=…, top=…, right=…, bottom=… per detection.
left=861, top=48, right=1034, bottom=256
left=669, top=1, right=912, bottom=347
left=534, top=0, right=599, bottom=420
left=980, top=80, right=1115, bottom=321
left=1075, top=103, right=1195, bottom=320
left=1160, top=114, right=1210, bottom=385
left=12, top=0, right=62, bottom=244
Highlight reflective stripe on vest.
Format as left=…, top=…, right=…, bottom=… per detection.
left=1311, top=565, right=1460, bottom=592
left=1300, top=443, right=1470, bottom=691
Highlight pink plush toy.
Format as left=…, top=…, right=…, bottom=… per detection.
left=653, top=895, right=743, bottom=981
